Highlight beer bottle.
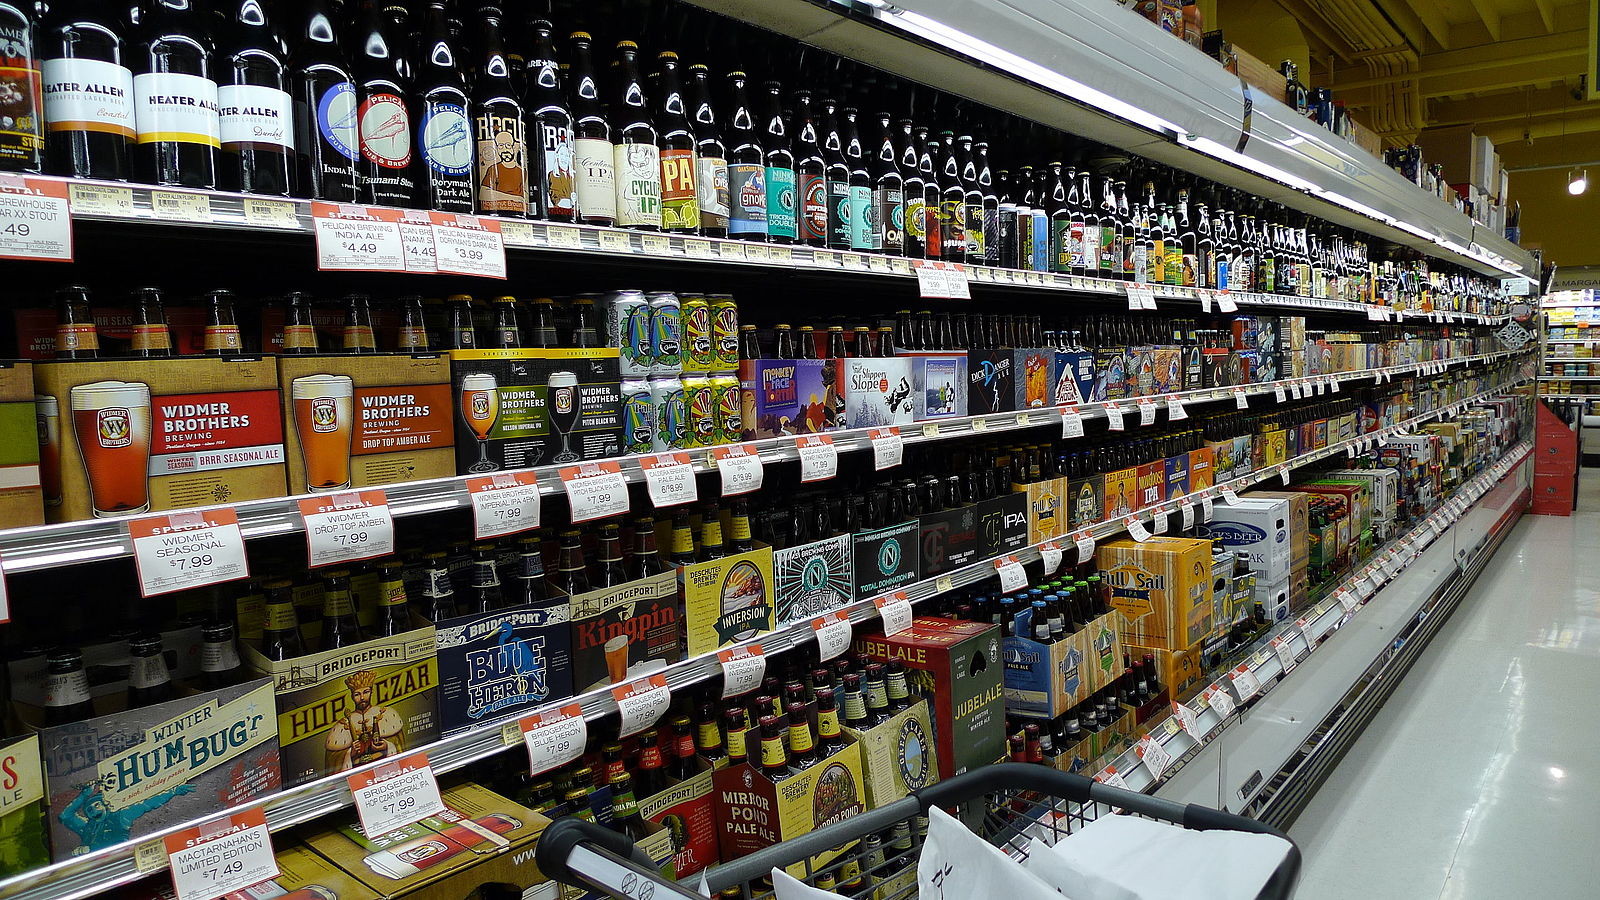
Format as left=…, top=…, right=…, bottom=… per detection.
left=770, top=323, right=794, bottom=358
left=41, top=0, right=133, bottom=180
left=343, top=293, right=377, bottom=352
left=289, top=0, right=357, bottom=200
left=796, top=325, right=817, bottom=360
left=512, top=534, right=547, bottom=604
left=954, top=134, right=983, bottom=261
left=599, top=740, right=628, bottom=784
left=916, top=127, right=942, bottom=258
left=793, top=91, right=826, bottom=248
left=609, top=41, right=660, bottom=230
left=667, top=714, right=698, bottom=781
left=463, top=544, right=503, bottom=614
left=760, top=80, right=796, bottom=244
left=371, top=559, right=411, bottom=635
left=815, top=687, right=847, bottom=756
left=260, top=579, right=305, bottom=659
left=487, top=295, right=521, bottom=348
left=43, top=648, right=95, bottom=725
left=126, top=634, right=173, bottom=708
left=417, top=551, right=458, bottom=621
left=695, top=702, right=726, bottom=765
left=738, top=324, right=761, bottom=362
left=669, top=509, right=697, bottom=566
left=634, top=729, right=670, bottom=795
left=200, top=621, right=245, bottom=689
left=277, top=291, right=318, bottom=353
left=594, top=522, right=629, bottom=588
left=394, top=294, right=428, bottom=350
left=937, top=132, right=965, bottom=262
left=885, top=660, right=912, bottom=713
left=686, top=63, right=727, bottom=238
left=132, top=0, right=221, bottom=187
left=631, top=515, right=669, bottom=578
left=852, top=325, right=876, bottom=357
left=607, top=773, right=651, bottom=841
left=698, top=502, right=725, bottom=561
left=871, top=111, right=903, bottom=255
left=568, top=295, right=599, bottom=347
left=1049, top=161, right=1071, bottom=273
left=841, top=107, right=872, bottom=251
left=653, top=51, right=697, bottom=233
left=819, top=97, right=850, bottom=250
left=724, top=70, right=765, bottom=241
left=319, top=569, right=365, bottom=650
left=217, top=0, right=293, bottom=196
left=352, top=0, right=412, bottom=206
left=826, top=325, right=847, bottom=360
left=863, top=662, right=893, bottom=726
left=840, top=672, right=869, bottom=730
left=552, top=528, right=590, bottom=595
left=54, top=285, right=99, bottom=359
left=976, top=138, right=999, bottom=264
left=785, top=702, right=820, bottom=772
left=527, top=296, right=559, bottom=348
left=471, top=8, right=528, bottom=217
left=444, top=293, right=477, bottom=349
left=523, top=20, right=571, bottom=220
left=724, top=706, right=750, bottom=765
left=757, top=715, right=793, bottom=781
left=878, top=324, right=896, bottom=356
left=567, top=31, right=614, bottom=226
left=124, top=287, right=171, bottom=357
left=728, top=497, right=754, bottom=554
left=414, top=2, right=472, bottom=212
left=562, top=786, right=595, bottom=822
left=897, top=120, right=925, bottom=257
left=203, top=289, right=244, bottom=355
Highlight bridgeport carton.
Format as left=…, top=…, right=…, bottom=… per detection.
left=567, top=571, right=680, bottom=695
left=1098, top=537, right=1213, bottom=651
left=638, top=756, right=718, bottom=878
left=433, top=600, right=573, bottom=736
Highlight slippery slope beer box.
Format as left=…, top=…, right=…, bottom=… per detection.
left=841, top=358, right=915, bottom=428
left=35, top=357, right=287, bottom=523
left=566, top=570, right=680, bottom=695
left=0, top=735, right=48, bottom=876
left=0, top=361, right=43, bottom=528
left=37, top=679, right=280, bottom=860
left=277, top=354, right=455, bottom=494
left=680, top=544, right=776, bottom=657
left=1099, top=537, right=1213, bottom=652
left=242, top=623, right=440, bottom=788
left=841, top=698, right=938, bottom=808
left=433, top=600, right=574, bottom=737
left=773, top=535, right=852, bottom=627
left=712, top=737, right=866, bottom=877
left=448, top=348, right=621, bottom=474
left=738, top=359, right=842, bottom=439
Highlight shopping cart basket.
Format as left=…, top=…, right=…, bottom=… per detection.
left=535, top=763, right=1301, bottom=900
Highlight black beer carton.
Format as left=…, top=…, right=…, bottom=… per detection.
left=773, top=534, right=853, bottom=627
left=433, top=600, right=573, bottom=736
left=448, top=348, right=621, bottom=474
left=566, top=572, right=680, bottom=695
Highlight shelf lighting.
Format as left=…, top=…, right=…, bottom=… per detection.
left=1569, top=168, right=1588, bottom=196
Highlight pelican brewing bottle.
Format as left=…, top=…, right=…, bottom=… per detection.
left=353, top=0, right=414, bottom=205
left=414, top=1, right=473, bottom=212
left=290, top=0, right=360, bottom=200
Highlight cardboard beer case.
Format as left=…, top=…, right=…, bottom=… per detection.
left=1201, top=497, right=1294, bottom=583
left=1053, top=350, right=1096, bottom=406
left=851, top=519, right=920, bottom=600
left=979, top=492, right=1031, bottom=559
left=0, top=735, right=49, bottom=876
left=738, top=358, right=842, bottom=439
left=1187, top=446, right=1215, bottom=493
left=841, top=358, right=915, bottom=428
left=712, top=736, right=866, bottom=877
left=566, top=571, right=681, bottom=695
left=1103, top=466, right=1139, bottom=518
left=242, top=620, right=440, bottom=788
left=917, top=503, right=985, bottom=580
left=1083, top=613, right=1123, bottom=695
left=223, top=845, right=383, bottom=900
left=448, top=348, right=621, bottom=474
left=638, top=756, right=719, bottom=878
left=773, top=534, right=853, bottom=627
left=277, top=353, right=455, bottom=494
left=433, top=600, right=574, bottom=737
left=1135, top=461, right=1166, bottom=511
left=0, top=361, right=43, bottom=528
left=1068, top=474, right=1106, bottom=531
left=895, top=351, right=968, bottom=420
left=1163, top=452, right=1190, bottom=502
left=967, top=350, right=1016, bottom=414
left=1003, top=610, right=1090, bottom=720
left=1012, top=476, right=1067, bottom=546
left=840, top=699, right=938, bottom=808
left=1099, top=537, right=1213, bottom=652
left=680, top=543, right=776, bottom=657
left=35, top=356, right=288, bottom=523
left=1013, top=348, right=1056, bottom=409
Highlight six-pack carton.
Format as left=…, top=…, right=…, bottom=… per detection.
left=0, top=361, right=43, bottom=528
left=738, top=359, right=841, bottom=439
left=773, top=535, right=852, bottom=627
left=680, top=542, right=776, bottom=657
left=841, top=699, right=939, bottom=808
left=566, top=572, right=680, bottom=695
left=1099, top=537, right=1213, bottom=651
left=433, top=601, right=573, bottom=737
left=0, top=735, right=50, bottom=875
left=712, top=737, right=866, bottom=877
left=447, top=348, right=621, bottom=474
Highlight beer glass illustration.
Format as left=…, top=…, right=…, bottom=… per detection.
left=604, top=634, right=629, bottom=684
left=460, top=373, right=501, bottom=473
left=35, top=394, right=61, bottom=508
left=547, top=371, right=581, bottom=463
left=69, top=381, right=152, bottom=518
left=292, top=374, right=355, bottom=492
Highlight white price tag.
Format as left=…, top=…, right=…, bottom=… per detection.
left=1280, top=383, right=1293, bottom=402
left=1221, top=488, right=1242, bottom=505
left=1229, top=664, right=1262, bottom=700
left=0, top=176, right=71, bottom=261
left=1127, top=283, right=1156, bottom=311
left=1197, top=292, right=1213, bottom=313
left=1138, top=400, right=1157, bottom=426
left=1201, top=497, right=1214, bottom=521
left=712, top=444, right=764, bottom=496
left=1180, top=501, right=1195, bottom=530
left=1062, top=407, right=1085, bottom=438
left=1234, top=389, right=1249, bottom=409
left=613, top=674, right=671, bottom=739
left=1314, top=378, right=1326, bottom=395
left=1040, top=542, right=1063, bottom=574
left=519, top=704, right=586, bottom=776
left=1136, top=736, right=1173, bottom=780
left=1105, top=403, right=1126, bottom=431
left=1095, top=766, right=1131, bottom=789
left=397, top=214, right=438, bottom=272
left=163, top=810, right=278, bottom=900
left=151, top=189, right=212, bottom=222
left=1075, top=533, right=1095, bottom=564
left=719, top=644, right=767, bottom=699
left=433, top=213, right=508, bottom=279
left=812, top=611, right=852, bottom=662
left=243, top=197, right=298, bottom=229
left=1172, top=701, right=1206, bottom=739
left=1126, top=517, right=1152, bottom=542
left=300, top=490, right=395, bottom=568
left=874, top=591, right=914, bottom=636
left=1152, top=510, right=1169, bottom=534
left=1336, top=590, right=1359, bottom=612
left=797, top=434, right=838, bottom=482
left=995, top=555, right=1028, bottom=592
left=1202, top=684, right=1235, bottom=720
left=1216, top=293, right=1238, bottom=313
left=1277, top=465, right=1291, bottom=486
left=1272, top=637, right=1298, bottom=674
left=1167, top=397, right=1188, bottom=420
left=870, top=427, right=903, bottom=470
left=467, top=472, right=542, bottom=539
left=129, top=509, right=249, bottom=597
left=348, top=753, right=447, bottom=837
left=1330, top=377, right=1340, bottom=393
left=312, top=202, right=405, bottom=271
left=640, top=453, right=697, bottom=508
left=560, top=461, right=630, bottom=523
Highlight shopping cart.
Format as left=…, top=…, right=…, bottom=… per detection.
left=534, top=763, right=1301, bottom=900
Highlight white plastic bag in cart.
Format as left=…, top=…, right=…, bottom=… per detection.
left=771, top=867, right=849, bottom=899
left=917, top=807, right=1065, bottom=900
left=1021, top=814, right=1293, bottom=900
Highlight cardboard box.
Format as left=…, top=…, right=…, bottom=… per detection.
left=0, top=361, right=43, bottom=528
left=1315, top=470, right=1399, bottom=539
left=1104, top=466, right=1138, bottom=518
left=773, top=535, right=852, bottom=627
left=712, top=739, right=866, bottom=876
left=1136, top=461, right=1165, bottom=510
left=1243, top=490, right=1310, bottom=572
left=1201, top=497, right=1294, bottom=583
left=447, top=348, right=621, bottom=474
left=1068, top=474, right=1105, bottom=530
left=1099, top=537, right=1213, bottom=651
left=39, top=679, right=280, bottom=859
left=1163, top=453, right=1190, bottom=502
left=433, top=601, right=574, bottom=736
left=1127, top=642, right=1205, bottom=701
left=1052, top=350, right=1096, bottom=405
left=226, top=845, right=382, bottom=900
left=1255, top=577, right=1290, bottom=623
left=1014, top=348, right=1055, bottom=409
left=638, top=759, right=718, bottom=878
left=897, top=352, right=967, bottom=420
left=35, top=356, right=288, bottom=523
left=680, top=544, right=775, bottom=657
left=1014, top=476, right=1067, bottom=545
left=1084, top=614, right=1123, bottom=694
left=738, top=358, right=841, bottom=439
left=851, top=520, right=920, bottom=599
left=243, top=624, right=439, bottom=788
left=278, top=353, right=455, bottom=494
left=856, top=618, right=1005, bottom=780
left=841, top=699, right=938, bottom=808
left=967, top=350, right=1016, bottom=414
left=978, top=493, right=1031, bottom=558
left=917, top=503, right=984, bottom=579
left=0, top=735, right=50, bottom=876
left=567, top=571, right=681, bottom=695
left=1002, top=614, right=1088, bottom=720
left=841, top=358, right=915, bottom=428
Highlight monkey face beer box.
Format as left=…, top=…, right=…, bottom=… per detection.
left=841, top=358, right=915, bottom=428
left=0, top=735, right=48, bottom=876
left=448, top=348, right=621, bottom=474
left=774, top=534, right=853, bottom=626
left=856, top=618, right=1005, bottom=780
left=738, top=359, right=841, bottom=439
left=567, top=571, right=680, bottom=695
left=277, top=354, right=455, bottom=494
left=433, top=601, right=573, bottom=737
left=242, top=623, right=440, bottom=788
left=35, top=357, right=287, bottom=523
left=713, top=737, right=866, bottom=876
left=681, top=544, right=776, bottom=657
left=37, top=679, right=281, bottom=860
left=1098, top=537, right=1213, bottom=651
left=0, top=361, right=43, bottom=528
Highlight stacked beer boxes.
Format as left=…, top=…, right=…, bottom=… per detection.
left=1200, top=494, right=1306, bottom=622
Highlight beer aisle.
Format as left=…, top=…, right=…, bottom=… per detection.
left=1290, top=474, right=1600, bottom=899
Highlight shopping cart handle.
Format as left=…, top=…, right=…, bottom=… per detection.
left=534, top=816, right=660, bottom=885
left=913, top=763, right=1096, bottom=810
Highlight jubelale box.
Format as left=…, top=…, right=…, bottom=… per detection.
left=278, top=353, right=455, bottom=495
left=1099, top=537, right=1213, bottom=651
left=712, top=737, right=865, bottom=876
left=448, top=348, right=621, bottom=474
left=738, top=358, right=841, bottom=439
left=567, top=571, right=680, bottom=694
left=774, top=534, right=852, bottom=626
left=841, top=358, right=915, bottom=428
left=0, top=361, right=43, bottom=528
left=680, top=543, right=776, bottom=657
left=852, top=519, right=920, bottom=599
left=35, top=357, right=288, bottom=523
left=433, top=600, right=573, bottom=736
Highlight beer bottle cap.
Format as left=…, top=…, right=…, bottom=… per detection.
left=569, top=31, right=592, bottom=40
left=616, top=40, right=638, bottom=49
left=448, top=294, right=474, bottom=303
left=657, top=50, right=677, bottom=60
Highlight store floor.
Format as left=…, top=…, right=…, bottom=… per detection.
left=1290, top=475, right=1600, bottom=898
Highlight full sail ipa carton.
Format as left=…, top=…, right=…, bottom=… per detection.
left=277, top=354, right=455, bottom=494
left=434, top=600, right=573, bottom=737
left=35, top=357, right=287, bottom=523
left=567, top=571, right=680, bottom=695
left=448, top=348, right=621, bottom=474
left=1098, top=537, right=1213, bottom=651
left=0, top=361, right=43, bottom=528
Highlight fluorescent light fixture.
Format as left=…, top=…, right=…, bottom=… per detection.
left=1569, top=168, right=1588, bottom=195
left=1317, top=190, right=1393, bottom=223
left=1176, top=134, right=1320, bottom=192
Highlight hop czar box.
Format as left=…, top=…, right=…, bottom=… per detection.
left=0, top=735, right=48, bottom=876
left=447, top=348, right=621, bottom=474
left=680, top=544, right=776, bottom=657
left=433, top=600, right=574, bottom=737
left=566, top=571, right=681, bottom=695
left=773, top=534, right=852, bottom=627
left=712, top=737, right=866, bottom=877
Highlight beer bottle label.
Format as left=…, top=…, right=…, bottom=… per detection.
left=315, top=81, right=358, bottom=161
left=843, top=692, right=868, bottom=722
left=43, top=670, right=90, bottom=707
left=42, top=58, right=136, bottom=140
left=1080, top=223, right=1099, bottom=268
left=639, top=745, right=663, bottom=770
left=726, top=162, right=766, bottom=235
left=474, top=111, right=529, bottom=215
left=128, top=655, right=168, bottom=690
left=420, top=103, right=471, bottom=176
left=759, top=735, right=785, bottom=767
left=878, top=187, right=904, bottom=253
left=940, top=199, right=965, bottom=248
left=966, top=202, right=984, bottom=256
left=904, top=195, right=926, bottom=249
left=1052, top=220, right=1073, bottom=272
left=788, top=723, right=814, bottom=754
left=984, top=207, right=1000, bottom=262
left=380, top=579, right=407, bottom=607
left=205, top=324, right=242, bottom=352
left=573, top=136, right=616, bottom=220
left=1152, top=240, right=1166, bottom=282
left=56, top=322, right=99, bottom=352
left=0, top=24, right=40, bottom=162
left=696, top=155, right=729, bottom=229
left=323, top=590, right=356, bottom=616
left=849, top=185, right=873, bottom=250
left=1100, top=229, right=1116, bottom=271
left=696, top=721, right=722, bottom=751
left=726, top=727, right=746, bottom=759
left=281, top=323, right=318, bottom=351
left=130, top=323, right=170, bottom=352
left=611, top=791, right=639, bottom=818
left=396, top=325, right=428, bottom=349
left=342, top=325, right=376, bottom=351
left=729, top=514, right=751, bottom=542
left=827, top=180, right=851, bottom=247
left=202, top=639, right=241, bottom=673
left=817, top=708, right=841, bottom=739
left=219, top=83, right=293, bottom=150
left=263, top=602, right=299, bottom=632
left=765, top=166, right=796, bottom=239
left=613, top=142, right=662, bottom=228
left=1069, top=223, right=1086, bottom=269
left=538, top=121, right=576, bottom=216
left=799, top=174, right=827, bottom=242
left=659, top=148, right=699, bottom=231
left=359, top=92, right=412, bottom=168
left=133, top=72, right=220, bottom=148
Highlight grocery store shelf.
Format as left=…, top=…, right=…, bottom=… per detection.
left=1542, top=358, right=1600, bottom=363
left=0, top=374, right=1533, bottom=900
left=1539, top=394, right=1600, bottom=401
left=1538, top=375, right=1600, bottom=381
left=0, top=350, right=1526, bottom=575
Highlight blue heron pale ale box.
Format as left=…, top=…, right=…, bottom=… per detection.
left=433, top=601, right=573, bottom=737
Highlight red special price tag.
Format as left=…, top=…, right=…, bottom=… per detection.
left=711, top=444, right=764, bottom=496
left=874, top=591, right=913, bottom=636
left=518, top=704, right=586, bottom=776
left=163, top=808, right=278, bottom=900
left=311, top=201, right=405, bottom=272
left=0, top=175, right=72, bottom=262
left=560, top=461, right=630, bottom=522
left=995, top=555, right=1027, bottom=592
left=797, top=434, right=839, bottom=482
left=299, top=490, right=394, bottom=568
left=129, top=508, right=250, bottom=597
left=718, top=644, right=767, bottom=698
left=347, top=752, right=447, bottom=837
left=466, top=472, right=542, bottom=539
left=812, top=610, right=852, bottom=662
left=869, top=427, right=903, bottom=470
left=612, top=673, right=671, bottom=738
left=640, top=452, right=697, bottom=508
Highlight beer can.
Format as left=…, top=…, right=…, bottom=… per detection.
left=710, top=294, right=740, bottom=371
left=1030, top=209, right=1050, bottom=272
left=604, top=290, right=653, bottom=376
left=710, top=371, right=743, bottom=444
left=682, top=374, right=716, bottom=446
left=621, top=378, right=655, bottom=455
left=648, top=375, right=688, bottom=451
left=647, top=291, right=683, bottom=376
left=682, top=295, right=715, bottom=372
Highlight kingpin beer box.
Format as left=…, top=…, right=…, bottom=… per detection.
left=567, top=571, right=680, bottom=694
left=433, top=601, right=573, bottom=737
left=0, top=361, right=43, bottom=528
left=448, top=349, right=621, bottom=474
left=1099, top=537, right=1213, bottom=651
left=680, top=544, right=776, bottom=657
left=774, top=535, right=852, bottom=627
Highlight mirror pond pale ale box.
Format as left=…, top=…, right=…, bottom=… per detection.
left=277, top=354, right=455, bottom=494
left=34, top=357, right=287, bottom=523
left=0, top=361, right=44, bottom=528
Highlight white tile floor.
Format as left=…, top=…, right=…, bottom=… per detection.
left=1290, top=474, right=1600, bottom=899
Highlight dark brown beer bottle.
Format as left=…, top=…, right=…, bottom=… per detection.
left=552, top=528, right=590, bottom=595
left=815, top=687, right=847, bottom=756
left=42, top=0, right=132, bottom=180
left=444, top=294, right=477, bottom=349
left=43, top=648, right=95, bottom=725
left=203, top=289, right=244, bottom=355
left=318, top=569, right=365, bottom=650
left=414, top=1, right=473, bottom=212
left=524, top=20, right=574, bottom=221
left=133, top=0, right=218, bottom=187
left=785, top=702, right=820, bottom=772
left=634, top=728, right=670, bottom=795
left=698, top=502, right=726, bottom=561
left=488, top=295, right=521, bottom=348
left=418, top=551, right=458, bottom=621
left=593, top=522, right=629, bottom=588
left=669, top=509, right=697, bottom=566
left=54, top=285, right=99, bottom=359
left=290, top=0, right=358, bottom=200
left=259, top=579, right=305, bottom=660
left=728, top=497, right=754, bottom=554
left=200, top=621, right=245, bottom=689
left=343, top=293, right=377, bottom=352
left=567, top=31, right=613, bottom=226
left=667, top=714, right=698, bottom=781
left=607, top=773, right=651, bottom=841
left=130, top=287, right=173, bottom=357
left=724, top=706, right=750, bottom=765
left=514, top=534, right=547, bottom=604
left=695, top=702, right=726, bottom=766
left=217, top=0, right=293, bottom=195
left=471, top=7, right=528, bottom=217
left=609, top=41, right=660, bottom=231
left=126, top=634, right=174, bottom=708
left=395, top=295, right=428, bottom=350
left=463, top=543, right=504, bottom=614
left=353, top=0, right=414, bottom=206
left=372, top=559, right=412, bottom=635
left=279, top=291, right=318, bottom=353
left=757, top=715, right=793, bottom=781
left=631, top=515, right=669, bottom=578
